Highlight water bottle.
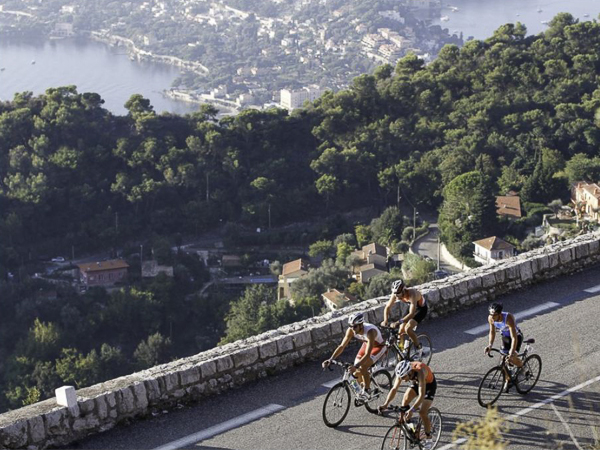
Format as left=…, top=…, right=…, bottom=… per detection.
left=406, top=421, right=416, bottom=436
left=349, top=377, right=361, bottom=395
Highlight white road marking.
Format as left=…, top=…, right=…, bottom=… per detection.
left=584, top=283, right=600, bottom=293
left=438, top=374, right=600, bottom=449
left=551, top=403, right=585, bottom=450
left=464, top=302, right=560, bottom=335
left=151, top=404, right=285, bottom=450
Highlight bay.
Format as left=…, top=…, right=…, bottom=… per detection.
left=0, top=37, right=198, bottom=116
left=436, top=0, right=598, bottom=40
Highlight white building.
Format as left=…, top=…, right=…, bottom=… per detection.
left=473, top=236, right=516, bottom=265
left=280, top=85, right=325, bottom=110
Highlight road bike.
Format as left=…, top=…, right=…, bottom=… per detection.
left=322, top=359, right=392, bottom=427
left=477, top=338, right=542, bottom=407
left=378, top=325, right=433, bottom=372
left=380, top=405, right=443, bottom=450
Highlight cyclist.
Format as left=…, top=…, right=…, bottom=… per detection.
left=378, top=360, right=437, bottom=450
left=322, top=312, right=386, bottom=399
left=485, top=302, right=524, bottom=391
left=381, top=279, right=428, bottom=355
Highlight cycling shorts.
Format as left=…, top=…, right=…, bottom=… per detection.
left=411, top=303, right=428, bottom=324
left=409, top=376, right=437, bottom=401
left=355, top=342, right=386, bottom=365
left=501, top=332, right=523, bottom=355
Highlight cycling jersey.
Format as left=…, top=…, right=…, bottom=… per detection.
left=353, top=323, right=385, bottom=345
left=400, top=288, right=426, bottom=308
left=410, top=361, right=434, bottom=384
left=493, top=312, right=521, bottom=338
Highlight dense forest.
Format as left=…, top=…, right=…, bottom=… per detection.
left=2, top=14, right=600, bottom=411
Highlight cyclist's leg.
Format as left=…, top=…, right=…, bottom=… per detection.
left=510, top=334, right=524, bottom=367
left=404, top=319, right=420, bottom=348
left=354, top=343, right=368, bottom=386
left=419, top=379, right=436, bottom=436
left=402, top=383, right=418, bottom=408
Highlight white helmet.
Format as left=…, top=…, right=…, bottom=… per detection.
left=395, top=360, right=412, bottom=378
left=348, top=312, right=365, bottom=327
left=391, top=279, right=405, bottom=293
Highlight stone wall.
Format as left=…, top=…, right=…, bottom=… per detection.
left=2, top=233, right=599, bottom=449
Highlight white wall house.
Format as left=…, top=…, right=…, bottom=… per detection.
left=473, top=236, right=516, bottom=265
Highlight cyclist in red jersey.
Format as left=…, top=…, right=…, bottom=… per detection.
left=381, top=279, right=428, bottom=353
left=379, top=360, right=437, bottom=450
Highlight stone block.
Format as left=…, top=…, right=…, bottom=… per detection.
left=28, top=416, right=45, bottom=443
left=576, top=243, right=589, bottom=259
left=144, top=379, right=161, bottom=403
left=422, top=289, right=440, bottom=305
left=438, top=285, right=455, bottom=301
left=95, top=395, right=108, bottom=420
left=310, top=323, right=332, bottom=343
left=276, top=335, right=294, bottom=353
left=164, top=372, right=179, bottom=392
left=589, top=239, right=600, bottom=255
left=199, top=360, right=217, bottom=379
left=180, top=366, right=201, bottom=386
left=259, top=341, right=278, bottom=359
left=480, top=273, right=495, bottom=289
left=44, top=407, right=68, bottom=436
left=0, top=419, right=28, bottom=449
left=466, top=276, right=483, bottom=292
left=506, top=264, right=519, bottom=280
left=232, top=347, right=259, bottom=368
left=215, top=355, right=234, bottom=372
left=290, top=330, right=312, bottom=349
left=454, top=280, right=468, bottom=298
left=117, top=387, right=135, bottom=415
left=519, top=260, right=533, bottom=282
left=80, top=398, right=95, bottom=415
left=132, top=382, right=148, bottom=411
left=329, top=318, right=344, bottom=337
left=559, top=248, right=572, bottom=264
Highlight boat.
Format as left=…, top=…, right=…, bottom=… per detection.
left=440, top=15, right=450, bottom=22
left=583, top=13, right=590, bottom=17
left=541, top=20, right=549, bottom=25
left=537, top=7, right=543, bottom=13
left=449, top=6, right=459, bottom=12
left=31, top=60, right=36, bottom=64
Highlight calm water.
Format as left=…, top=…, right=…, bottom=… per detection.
left=0, top=38, right=198, bottom=116
left=437, top=0, right=598, bottom=39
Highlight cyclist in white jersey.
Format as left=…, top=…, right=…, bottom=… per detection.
left=485, top=303, right=524, bottom=390
left=322, top=312, right=386, bottom=398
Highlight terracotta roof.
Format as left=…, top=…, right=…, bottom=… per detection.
left=77, top=259, right=129, bottom=273
left=359, top=262, right=387, bottom=272
left=496, top=195, right=522, bottom=219
left=472, top=236, right=515, bottom=251
left=362, top=242, right=387, bottom=257
left=321, top=289, right=357, bottom=308
left=282, top=258, right=308, bottom=276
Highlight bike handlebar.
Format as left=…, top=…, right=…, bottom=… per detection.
left=324, top=359, right=351, bottom=371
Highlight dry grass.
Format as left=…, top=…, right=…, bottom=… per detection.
left=453, top=407, right=507, bottom=450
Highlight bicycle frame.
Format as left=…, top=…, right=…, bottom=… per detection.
left=327, top=360, right=386, bottom=403
left=488, top=339, right=533, bottom=381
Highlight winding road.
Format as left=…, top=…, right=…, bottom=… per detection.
left=71, top=266, right=600, bottom=450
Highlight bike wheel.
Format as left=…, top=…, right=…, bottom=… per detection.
left=322, top=382, right=351, bottom=428
left=515, top=354, right=542, bottom=394
left=381, top=424, right=408, bottom=450
left=417, top=407, right=443, bottom=450
left=477, top=366, right=504, bottom=407
left=380, top=347, right=400, bottom=371
left=408, top=333, right=433, bottom=365
left=365, top=369, right=393, bottom=413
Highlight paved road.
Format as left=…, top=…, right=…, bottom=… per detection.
left=413, top=222, right=461, bottom=274
left=72, top=267, right=600, bottom=450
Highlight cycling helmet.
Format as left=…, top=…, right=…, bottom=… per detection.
left=348, top=312, right=365, bottom=327
left=489, top=303, right=503, bottom=315
left=395, top=360, right=412, bottom=378
left=391, top=279, right=405, bottom=293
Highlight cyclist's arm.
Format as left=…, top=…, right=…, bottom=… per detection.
left=383, top=294, right=397, bottom=325
left=402, top=295, right=417, bottom=322
left=506, top=314, right=519, bottom=355
left=355, top=329, right=376, bottom=367
left=327, top=328, right=353, bottom=361
left=486, top=317, right=496, bottom=349
left=381, top=374, right=403, bottom=408
left=411, top=369, right=427, bottom=411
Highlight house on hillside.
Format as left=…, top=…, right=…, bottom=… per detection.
left=496, top=194, right=522, bottom=221
left=77, top=259, right=129, bottom=287
left=278, top=258, right=309, bottom=300
left=358, top=262, right=388, bottom=283
left=473, top=237, right=516, bottom=265
left=351, top=242, right=389, bottom=283
left=322, top=289, right=357, bottom=312
left=572, top=181, right=600, bottom=222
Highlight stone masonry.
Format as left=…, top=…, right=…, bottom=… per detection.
left=1, top=233, right=599, bottom=449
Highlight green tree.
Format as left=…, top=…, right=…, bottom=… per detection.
left=309, top=240, right=335, bottom=259
left=133, top=333, right=172, bottom=370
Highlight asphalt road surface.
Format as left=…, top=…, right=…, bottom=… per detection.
left=71, top=266, right=600, bottom=450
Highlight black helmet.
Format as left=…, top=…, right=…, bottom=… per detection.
left=489, top=303, right=503, bottom=315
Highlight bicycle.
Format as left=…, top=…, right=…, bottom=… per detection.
left=322, top=359, right=393, bottom=427
left=477, top=338, right=542, bottom=408
left=380, top=405, right=443, bottom=450
left=378, top=325, right=433, bottom=372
